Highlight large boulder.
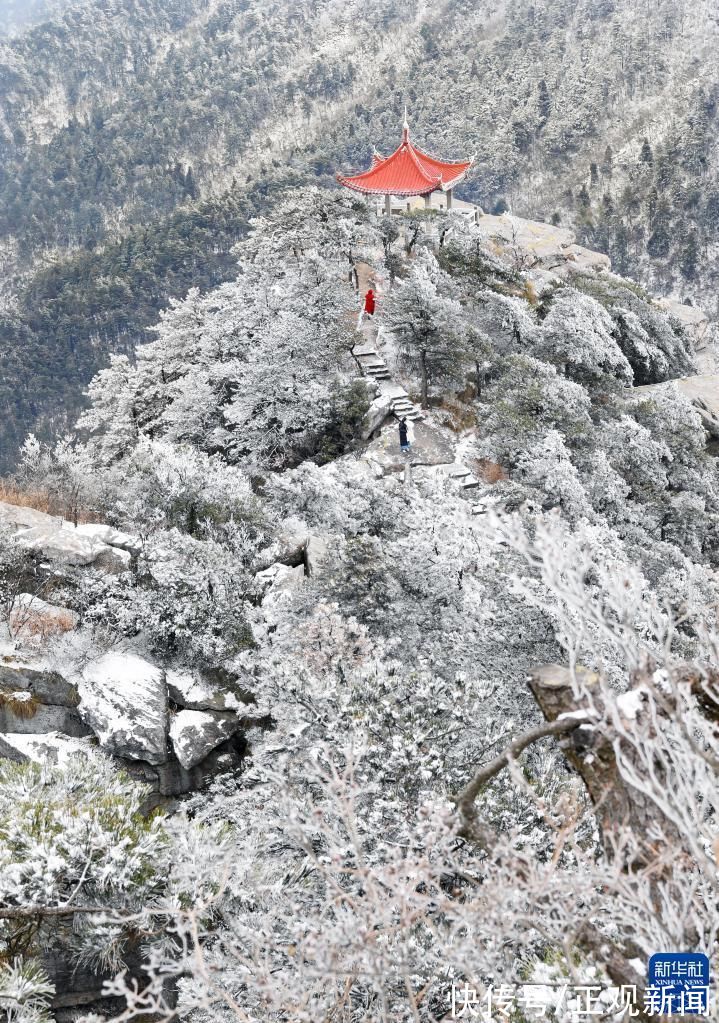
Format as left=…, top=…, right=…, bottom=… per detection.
left=305, top=534, right=329, bottom=578
left=361, top=393, right=393, bottom=440
left=254, top=563, right=305, bottom=603
left=16, top=525, right=130, bottom=572
left=78, top=652, right=168, bottom=764
left=0, top=501, right=132, bottom=573
left=562, top=244, right=612, bottom=275
left=170, top=709, right=241, bottom=769
left=0, top=500, right=62, bottom=531
left=75, top=522, right=141, bottom=554
left=0, top=691, right=90, bottom=737
left=0, top=654, right=80, bottom=706
left=478, top=213, right=576, bottom=266
left=0, top=651, right=88, bottom=736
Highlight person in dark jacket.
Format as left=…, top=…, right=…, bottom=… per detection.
left=364, top=287, right=376, bottom=317
left=399, top=417, right=410, bottom=454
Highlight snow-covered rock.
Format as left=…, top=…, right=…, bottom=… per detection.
left=634, top=375, right=719, bottom=439
left=167, top=667, right=253, bottom=712
left=0, top=730, right=95, bottom=766
left=92, top=544, right=132, bottom=573
left=170, top=709, right=241, bottom=769
left=616, top=689, right=646, bottom=721
left=563, top=244, right=612, bottom=275
left=0, top=501, right=132, bottom=573
left=15, top=524, right=103, bottom=566
left=530, top=664, right=600, bottom=690
left=0, top=689, right=89, bottom=736
left=255, top=563, right=305, bottom=602
left=0, top=500, right=62, bottom=531
left=78, top=652, right=168, bottom=764
left=305, top=534, right=329, bottom=578
left=0, top=651, right=80, bottom=706
left=75, top=522, right=142, bottom=554
left=9, top=593, right=79, bottom=642
left=361, top=393, right=393, bottom=440
left=479, top=213, right=575, bottom=265
left=0, top=646, right=88, bottom=736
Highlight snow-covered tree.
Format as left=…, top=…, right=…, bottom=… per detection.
left=384, top=249, right=467, bottom=408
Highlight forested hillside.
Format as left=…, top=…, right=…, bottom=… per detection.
left=1, top=0, right=718, bottom=466
left=1, top=191, right=717, bottom=1019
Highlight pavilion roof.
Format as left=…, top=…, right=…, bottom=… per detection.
left=337, top=118, right=473, bottom=197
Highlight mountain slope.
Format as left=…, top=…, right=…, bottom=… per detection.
left=1, top=0, right=718, bottom=468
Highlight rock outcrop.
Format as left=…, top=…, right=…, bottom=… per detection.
left=0, top=730, right=96, bottom=766
left=167, top=666, right=254, bottom=712
left=477, top=213, right=611, bottom=279
left=361, top=393, right=393, bottom=440
left=0, top=646, right=257, bottom=797
left=0, top=500, right=137, bottom=574
left=656, top=298, right=710, bottom=348
left=170, top=709, right=241, bottom=769
left=78, top=652, right=169, bottom=765
left=255, top=562, right=305, bottom=602
left=0, top=653, right=88, bottom=737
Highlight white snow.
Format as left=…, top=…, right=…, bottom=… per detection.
left=616, top=689, right=644, bottom=720
left=0, top=731, right=94, bottom=765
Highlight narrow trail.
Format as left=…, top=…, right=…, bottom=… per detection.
left=352, top=313, right=484, bottom=497
left=352, top=315, right=424, bottom=422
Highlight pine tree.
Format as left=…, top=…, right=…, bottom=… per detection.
left=537, top=78, right=551, bottom=127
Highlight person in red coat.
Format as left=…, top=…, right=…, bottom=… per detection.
left=364, top=287, right=376, bottom=317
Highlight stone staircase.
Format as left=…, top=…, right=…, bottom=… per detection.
left=353, top=321, right=424, bottom=422
left=432, top=463, right=481, bottom=492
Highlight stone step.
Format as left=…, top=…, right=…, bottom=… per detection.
left=461, top=475, right=480, bottom=489
left=354, top=342, right=379, bottom=357
left=366, top=369, right=391, bottom=379
left=436, top=464, right=471, bottom=478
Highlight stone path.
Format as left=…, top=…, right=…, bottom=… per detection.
left=355, top=313, right=481, bottom=493
left=432, top=463, right=481, bottom=491
left=353, top=319, right=424, bottom=422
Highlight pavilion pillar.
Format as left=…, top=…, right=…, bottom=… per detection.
left=446, top=188, right=453, bottom=210
left=424, top=192, right=431, bottom=209
left=384, top=194, right=392, bottom=216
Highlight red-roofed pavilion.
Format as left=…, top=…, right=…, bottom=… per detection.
left=337, top=111, right=473, bottom=215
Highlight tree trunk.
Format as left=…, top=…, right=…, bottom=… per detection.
left=420, top=350, right=429, bottom=409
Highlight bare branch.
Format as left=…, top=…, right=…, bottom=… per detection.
left=0, top=904, right=113, bottom=920
left=453, top=714, right=590, bottom=836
